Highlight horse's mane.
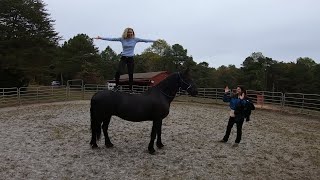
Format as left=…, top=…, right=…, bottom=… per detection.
left=145, top=72, right=178, bottom=93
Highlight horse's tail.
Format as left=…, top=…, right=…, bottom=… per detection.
left=90, top=100, right=101, bottom=141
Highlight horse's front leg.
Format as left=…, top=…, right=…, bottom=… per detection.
left=148, top=120, right=161, bottom=154
left=156, top=119, right=164, bottom=149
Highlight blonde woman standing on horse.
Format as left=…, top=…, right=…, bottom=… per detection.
left=94, top=28, right=156, bottom=92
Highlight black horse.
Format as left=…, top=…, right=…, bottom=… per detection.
left=90, top=69, right=198, bottom=154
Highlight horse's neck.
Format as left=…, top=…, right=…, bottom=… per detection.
left=160, top=87, right=178, bottom=102
left=154, top=73, right=179, bottom=102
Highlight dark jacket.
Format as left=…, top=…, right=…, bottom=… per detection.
left=223, top=93, right=255, bottom=121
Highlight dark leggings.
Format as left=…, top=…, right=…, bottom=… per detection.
left=223, top=116, right=244, bottom=143
left=115, top=56, right=134, bottom=90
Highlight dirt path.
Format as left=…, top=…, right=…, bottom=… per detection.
left=0, top=101, right=319, bottom=179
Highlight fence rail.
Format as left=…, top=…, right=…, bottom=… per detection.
left=1, top=85, right=320, bottom=116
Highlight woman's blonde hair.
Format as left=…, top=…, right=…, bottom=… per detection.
left=122, top=28, right=135, bottom=39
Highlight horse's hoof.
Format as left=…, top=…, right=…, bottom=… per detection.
left=149, top=150, right=156, bottom=155
left=105, top=143, right=114, bottom=148
left=91, top=144, right=99, bottom=149
left=148, top=147, right=156, bottom=155
left=156, top=143, right=164, bottom=149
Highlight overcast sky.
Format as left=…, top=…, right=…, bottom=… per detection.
left=43, top=0, right=320, bottom=68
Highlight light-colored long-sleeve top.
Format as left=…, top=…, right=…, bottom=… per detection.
left=100, top=37, right=155, bottom=57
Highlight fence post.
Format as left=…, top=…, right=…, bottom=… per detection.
left=2, top=88, right=4, bottom=105
left=37, top=87, right=39, bottom=103
left=301, top=94, right=304, bottom=111
left=215, top=89, right=218, bottom=102
left=82, top=84, right=85, bottom=100
left=65, top=86, right=68, bottom=101
left=282, top=93, right=286, bottom=111
left=18, top=88, right=21, bottom=106
left=272, top=91, right=274, bottom=105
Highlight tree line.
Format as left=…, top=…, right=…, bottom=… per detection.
left=1, top=0, right=319, bottom=94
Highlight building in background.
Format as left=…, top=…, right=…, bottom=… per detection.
left=107, top=71, right=170, bottom=87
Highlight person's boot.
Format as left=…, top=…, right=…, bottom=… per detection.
left=129, top=88, right=134, bottom=94
left=112, top=85, right=119, bottom=92
left=128, top=86, right=134, bottom=94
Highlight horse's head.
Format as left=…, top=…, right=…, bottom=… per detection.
left=178, top=68, right=198, bottom=97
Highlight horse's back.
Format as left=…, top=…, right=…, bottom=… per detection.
left=91, top=90, right=146, bottom=105
left=91, top=90, right=112, bottom=101
left=91, top=90, right=120, bottom=112
left=90, top=90, right=170, bottom=121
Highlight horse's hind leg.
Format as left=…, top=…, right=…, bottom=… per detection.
left=90, top=131, right=98, bottom=148
left=90, top=113, right=101, bottom=149
left=102, top=116, right=114, bottom=148
left=156, top=119, right=164, bottom=149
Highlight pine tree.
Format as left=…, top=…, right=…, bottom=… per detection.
left=0, top=0, right=60, bottom=87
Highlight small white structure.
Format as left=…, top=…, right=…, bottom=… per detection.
left=51, top=81, right=60, bottom=86
left=107, top=82, right=116, bottom=90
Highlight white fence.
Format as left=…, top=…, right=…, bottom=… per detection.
left=1, top=85, right=320, bottom=116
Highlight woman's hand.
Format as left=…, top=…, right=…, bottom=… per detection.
left=240, top=92, right=245, bottom=99
left=224, top=86, right=230, bottom=93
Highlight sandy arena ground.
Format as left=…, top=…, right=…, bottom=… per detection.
left=0, top=100, right=319, bottom=179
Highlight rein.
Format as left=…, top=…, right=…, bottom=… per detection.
left=160, top=72, right=193, bottom=98
left=178, top=72, right=192, bottom=91
left=160, top=89, right=176, bottom=98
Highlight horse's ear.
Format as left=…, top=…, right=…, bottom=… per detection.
left=183, top=67, right=190, bottom=76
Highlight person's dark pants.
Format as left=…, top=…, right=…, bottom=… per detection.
left=223, top=116, right=244, bottom=143
left=115, top=56, right=134, bottom=90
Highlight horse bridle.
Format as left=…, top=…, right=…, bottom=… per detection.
left=160, top=72, right=193, bottom=98
left=178, top=72, right=192, bottom=91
